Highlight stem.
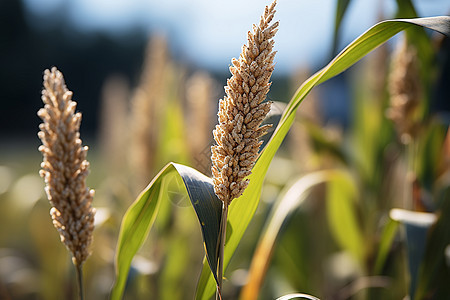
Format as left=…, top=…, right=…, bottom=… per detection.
left=75, top=264, right=85, bottom=300
left=216, top=203, right=228, bottom=300
left=405, top=140, right=416, bottom=210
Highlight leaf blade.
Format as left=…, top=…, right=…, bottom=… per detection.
left=241, top=171, right=337, bottom=300
left=331, top=0, right=352, bottom=56
left=111, top=164, right=172, bottom=300
left=172, top=163, right=223, bottom=284
left=112, top=163, right=222, bottom=300
left=326, top=172, right=364, bottom=263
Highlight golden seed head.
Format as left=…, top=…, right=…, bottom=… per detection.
left=186, top=72, right=215, bottom=174
left=38, top=67, right=95, bottom=266
left=211, top=0, right=278, bottom=205
left=387, top=37, right=421, bottom=144
left=129, top=35, right=169, bottom=191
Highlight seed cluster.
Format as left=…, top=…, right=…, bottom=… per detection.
left=211, top=1, right=278, bottom=205
left=38, top=67, right=95, bottom=266
left=387, top=38, right=421, bottom=144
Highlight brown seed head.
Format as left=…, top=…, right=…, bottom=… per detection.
left=129, top=35, right=169, bottom=191
left=38, top=67, right=95, bottom=266
left=387, top=37, right=421, bottom=144
left=211, top=0, right=278, bottom=205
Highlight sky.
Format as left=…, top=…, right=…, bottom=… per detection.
left=22, top=0, right=450, bottom=74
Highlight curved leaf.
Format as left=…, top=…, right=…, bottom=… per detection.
left=374, top=218, right=400, bottom=274
left=173, top=163, right=223, bottom=283
left=331, top=0, right=352, bottom=56
left=241, top=170, right=340, bottom=300
left=196, top=16, right=450, bottom=300
left=111, top=163, right=222, bottom=300
left=390, top=209, right=438, bottom=299
left=326, top=172, right=363, bottom=263
left=275, top=293, right=321, bottom=300
left=415, top=187, right=450, bottom=299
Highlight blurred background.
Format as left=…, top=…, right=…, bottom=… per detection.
left=1, top=0, right=449, bottom=139
left=1, top=0, right=450, bottom=299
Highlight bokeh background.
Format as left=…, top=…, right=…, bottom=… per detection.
left=2, top=0, right=449, bottom=139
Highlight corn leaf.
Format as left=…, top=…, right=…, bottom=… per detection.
left=111, top=163, right=222, bottom=300
left=390, top=209, right=438, bottom=299
left=331, top=0, right=352, bottom=56
left=196, top=16, right=450, bottom=300
left=415, top=187, right=450, bottom=299
left=374, top=218, right=400, bottom=274
left=326, top=172, right=363, bottom=262
left=275, top=293, right=321, bottom=300
left=241, top=170, right=342, bottom=300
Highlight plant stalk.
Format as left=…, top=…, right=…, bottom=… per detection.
left=76, top=264, right=85, bottom=300
left=405, top=140, right=416, bottom=210
left=216, top=203, right=228, bottom=300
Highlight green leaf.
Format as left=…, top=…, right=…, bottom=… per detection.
left=275, top=293, right=321, bottom=300
left=173, top=163, right=223, bottom=283
left=302, top=119, right=348, bottom=164
left=157, top=86, right=190, bottom=167
left=241, top=170, right=342, bottom=300
left=111, top=163, right=222, bottom=300
left=351, top=70, right=389, bottom=186
left=374, top=218, right=400, bottom=274
left=417, top=122, right=447, bottom=190
left=111, top=166, right=167, bottom=300
left=196, top=16, right=450, bottom=300
left=415, top=187, right=450, bottom=299
left=390, top=209, right=438, bottom=299
left=395, top=0, right=418, bottom=19
left=331, top=0, right=352, bottom=56
left=326, top=172, right=364, bottom=262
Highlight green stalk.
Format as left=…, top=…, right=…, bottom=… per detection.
left=216, top=203, right=228, bottom=300
left=76, top=264, right=85, bottom=300
left=405, top=140, right=416, bottom=210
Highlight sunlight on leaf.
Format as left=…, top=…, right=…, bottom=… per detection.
left=195, top=16, right=450, bottom=300
left=374, top=218, right=400, bottom=274
left=110, top=16, right=450, bottom=300
left=390, top=208, right=438, bottom=298
left=275, top=293, right=321, bottom=300
left=241, top=170, right=340, bottom=300
left=111, top=163, right=222, bottom=300
left=331, top=0, right=352, bottom=56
